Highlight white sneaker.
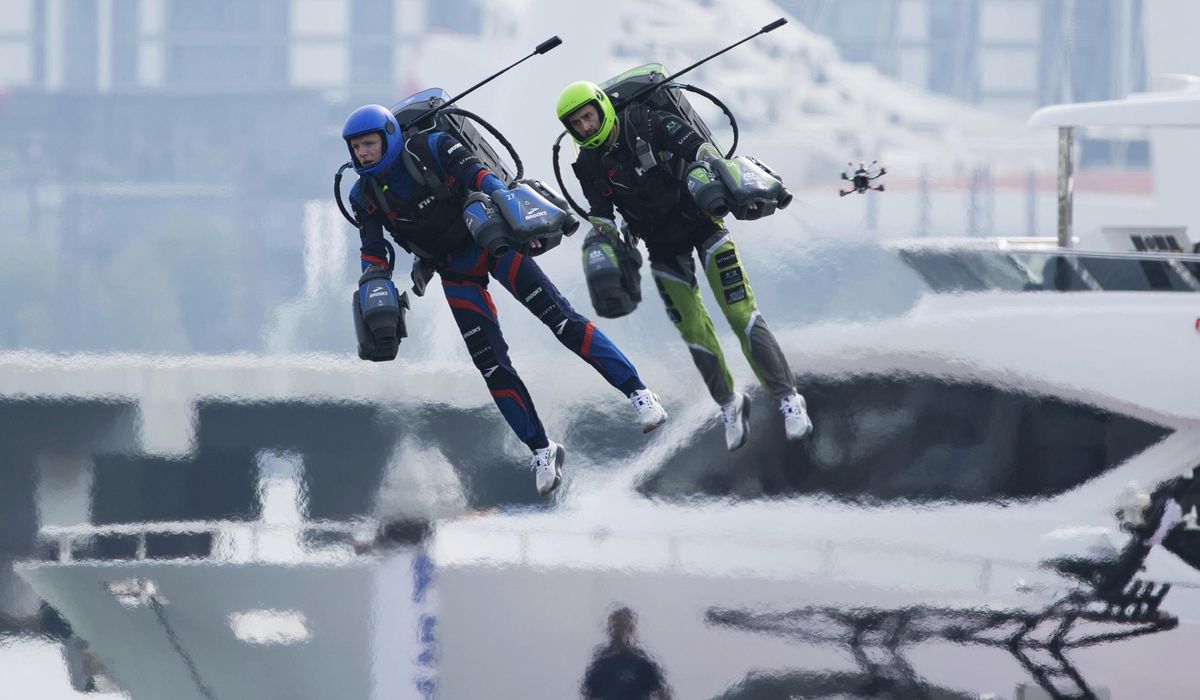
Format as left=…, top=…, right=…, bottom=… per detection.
left=629, top=389, right=668, bottom=433
left=531, top=441, right=566, bottom=496
left=780, top=392, right=813, bottom=441
left=720, top=392, right=751, bottom=451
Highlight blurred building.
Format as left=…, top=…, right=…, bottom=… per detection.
left=779, top=0, right=1149, bottom=168
left=0, top=0, right=486, bottom=193
left=0, top=0, right=481, bottom=94
left=0, top=0, right=482, bottom=354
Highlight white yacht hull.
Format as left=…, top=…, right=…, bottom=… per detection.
left=16, top=287, right=1200, bottom=698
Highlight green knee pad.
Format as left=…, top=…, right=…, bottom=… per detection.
left=703, top=238, right=759, bottom=340
left=703, top=237, right=769, bottom=384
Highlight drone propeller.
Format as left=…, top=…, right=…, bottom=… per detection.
left=838, top=159, right=887, bottom=196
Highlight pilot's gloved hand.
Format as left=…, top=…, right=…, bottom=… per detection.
left=410, top=259, right=435, bottom=297
left=696, top=142, right=725, bottom=167
left=359, top=261, right=390, bottom=281
left=354, top=262, right=406, bottom=363
left=587, top=216, right=620, bottom=239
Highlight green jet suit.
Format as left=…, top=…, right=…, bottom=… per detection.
left=652, top=230, right=796, bottom=405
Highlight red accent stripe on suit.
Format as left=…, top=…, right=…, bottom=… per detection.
left=507, top=252, right=523, bottom=290
left=469, top=250, right=490, bottom=276
left=581, top=322, right=595, bottom=359
left=490, top=388, right=527, bottom=411
left=447, top=298, right=491, bottom=319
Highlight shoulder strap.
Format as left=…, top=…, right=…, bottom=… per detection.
left=401, top=131, right=454, bottom=200
left=362, top=178, right=411, bottom=251
left=622, top=104, right=658, bottom=173
left=623, top=103, right=651, bottom=139
left=363, top=178, right=392, bottom=217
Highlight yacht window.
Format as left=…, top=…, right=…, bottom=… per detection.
left=904, top=249, right=1200, bottom=293
left=637, top=377, right=1170, bottom=505
left=1078, top=256, right=1198, bottom=291
left=1078, top=256, right=1163, bottom=290
left=898, top=250, right=1033, bottom=292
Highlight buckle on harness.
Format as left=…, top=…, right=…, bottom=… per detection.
left=633, top=136, right=656, bottom=176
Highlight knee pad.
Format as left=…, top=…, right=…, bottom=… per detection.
left=652, top=266, right=733, bottom=400
left=653, top=270, right=713, bottom=344
left=704, top=239, right=758, bottom=337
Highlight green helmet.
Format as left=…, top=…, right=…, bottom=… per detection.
left=556, top=81, right=617, bottom=150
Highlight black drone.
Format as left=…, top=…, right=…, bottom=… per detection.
left=840, top=160, right=886, bottom=196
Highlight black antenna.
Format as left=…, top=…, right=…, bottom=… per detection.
left=404, top=36, right=563, bottom=128
left=614, top=18, right=787, bottom=109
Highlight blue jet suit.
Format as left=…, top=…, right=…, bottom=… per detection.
left=349, top=130, right=503, bottom=267
left=350, top=130, right=646, bottom=450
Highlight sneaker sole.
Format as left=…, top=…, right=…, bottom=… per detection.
left=639, top=393, right=668, bottom=434
left=642, top=410, right=668, bottom=434
left=728, top=394, right=751, bottom=451
left=537, top=444, right=567, bottom=496
left=786, top=417, right=814, bottom=442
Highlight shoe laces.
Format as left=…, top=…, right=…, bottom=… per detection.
left=531, top=446, right=553, bottom=472
left=631, top=390, right=655, bottom=412
left=721, top=398, right=740, bottom=425
left=781, top=394, right=805, bottom=419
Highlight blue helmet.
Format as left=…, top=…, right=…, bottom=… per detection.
left=342, top=104, right=403, bottom=177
